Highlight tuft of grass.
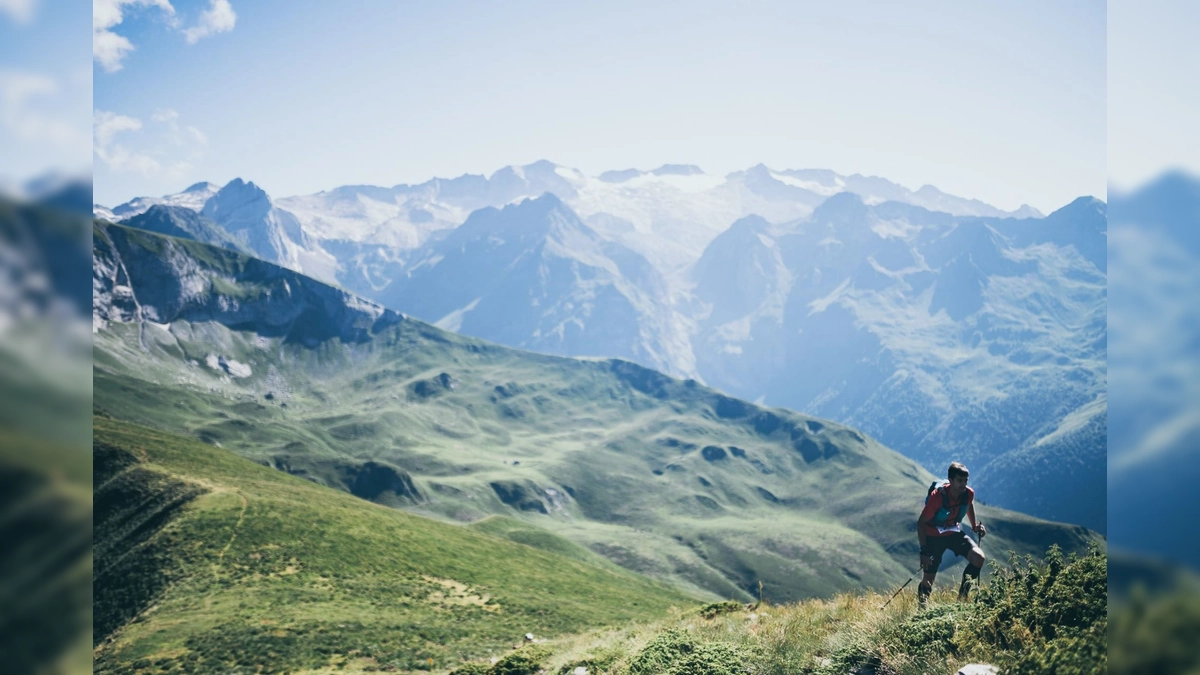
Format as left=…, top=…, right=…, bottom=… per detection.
left=696, top=600, right=745, bottom=619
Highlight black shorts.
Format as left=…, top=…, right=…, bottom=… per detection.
left=924, top=531, right=976, bottom=571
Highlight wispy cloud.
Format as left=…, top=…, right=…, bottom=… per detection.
left=0, top=0, right=38, bottom=24
left=153, top=107, right=209, bottom=146
left=93, top=109, right=159, bottom=173
left=94, top=107, right=208, bottom=180
left=0, top=70, right=80, bottom=145
left=93, top=0, right=176, bottom=73
left=183, top=0, right=235, bottom=44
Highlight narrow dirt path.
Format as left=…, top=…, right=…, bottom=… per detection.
left=212, top=491, right=249, bottom=581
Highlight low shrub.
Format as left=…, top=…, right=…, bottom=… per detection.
left=492, top=646, right=552, bottom=675
left=697, top=601, right=744, bottom=620
left=628, top=628, right=750, bottom=675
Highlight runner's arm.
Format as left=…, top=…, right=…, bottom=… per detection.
left=917, top=495, right=940, bottom=551
left=968, top=502, right=985, bottom=535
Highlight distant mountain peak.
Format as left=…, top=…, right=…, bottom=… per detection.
left=1049, top=195, right=1106, bottom=219
left=650, top=164, right=704, bottom=176
left=729, top=214, right=771, bottom=231
left=811, top=191, right=868, bottom=223
left=598, top=168, right=642, bottom=183
left=222, top=177, right=263, bottom=193
left=183, top=181, right=218, bottom=193
left=518, top=192, right=566, bottom=210
left=210, top=178, right=271, bottom=208
left=1012, top=204, right=1044, bottom=219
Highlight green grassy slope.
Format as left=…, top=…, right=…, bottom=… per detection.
left=93, top=416, right=695, bottom=675
left=93, top=222, right=1102, bottom=604
left=451, top=544, right=1108, bottom=675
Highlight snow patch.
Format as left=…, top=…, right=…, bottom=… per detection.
left=205, top=353, right=252, bottom=378
left=769, top=171, right=840, bottom=196
left=808, top=278, right=851, bottom=315
left=639, top=172, right=727, bottom=194
left=436, top=297, right=482, bottom=333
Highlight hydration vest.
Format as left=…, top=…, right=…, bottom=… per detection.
left=925, top=481, right=971, bottom=528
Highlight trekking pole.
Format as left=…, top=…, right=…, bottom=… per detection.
left=881, top=566, right=923, bottom=610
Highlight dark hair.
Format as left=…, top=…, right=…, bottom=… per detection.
left=948, top=462, right=969, bottom=480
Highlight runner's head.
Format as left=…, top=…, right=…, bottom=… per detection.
left=947, top=462, right=969, bottom=496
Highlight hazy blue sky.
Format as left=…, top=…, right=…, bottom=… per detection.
left=84, top=2, right=1106, bottom=211
left=1109, top=0, right=1200, bottom=190
left=0, top=0, right=90, bottom=183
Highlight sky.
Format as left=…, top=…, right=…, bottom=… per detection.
left=0, top=0, right=91, bottom=186
left=85, top=1, right=1111, bottom=212
left=1108, top=0, right=1200, bottom=191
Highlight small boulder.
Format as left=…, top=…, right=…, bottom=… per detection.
left=957, top=665, right=998, bottom=675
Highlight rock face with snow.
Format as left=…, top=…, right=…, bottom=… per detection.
left=121, top=204, right=250, bottom=255
left=376, top=194, right=688, bottom=375
left=199, top=179, right=338, bottom=283
left=109, top=181, right=219, bottom=220
left=92, top=220, right=401, bottom=346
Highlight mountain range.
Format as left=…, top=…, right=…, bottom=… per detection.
left=95, top=161, right=1102, bottom=531
left=92, top=220, right=1098, bottom=607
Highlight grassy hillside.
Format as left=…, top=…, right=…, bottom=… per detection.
left=459, top=543, right=1107, bottom=675
left=93, top=222, right=1102, bottom=604
left=93, top=417, right=695, bottom=675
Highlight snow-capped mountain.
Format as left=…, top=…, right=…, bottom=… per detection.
left=99, top=161, right=1038, bottom=287
left=121, top=205, right=251, bottom=255
left=94, top=204, right=116, bottom=221
left=376, top=193, right=692, bottom=376
left=109, top=181, right=219, bottom=220
left=96, top=179, right=338, bottom=284
left=199, top=179, right=338, bottom=284
left=268, top=161, right=1038, bottom=279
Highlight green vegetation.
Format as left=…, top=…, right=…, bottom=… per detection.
left=1109, top=563, right=1200, bottom=675
left=93, top=417, right=693, bottom=675
left=456, top=544, right=1105, bottom=675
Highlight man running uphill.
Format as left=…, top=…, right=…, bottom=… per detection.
left=917, top=462, right=986, bottom=607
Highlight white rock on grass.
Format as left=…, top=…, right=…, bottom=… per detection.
left=957, top=665, right=998, bottom=675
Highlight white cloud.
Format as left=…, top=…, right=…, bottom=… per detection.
left=151, top=107, right=179, bottom=123
left=0, top=0, right=38, bottom=24
left=152, top=107, right=209, bottom=147
left=94, top=108, right=208, bottom=182
left=0, top=70, right=79, bottom=144
left=183, top=0, right=235, bottom=44
left=186, top=125, right=208, bottom=145
left=94, top=109, right=159, bottom=174
left=93, top=0, right=176, bottom=73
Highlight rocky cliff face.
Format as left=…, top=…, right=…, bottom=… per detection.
left=93, top=220, right=402, bottom=347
